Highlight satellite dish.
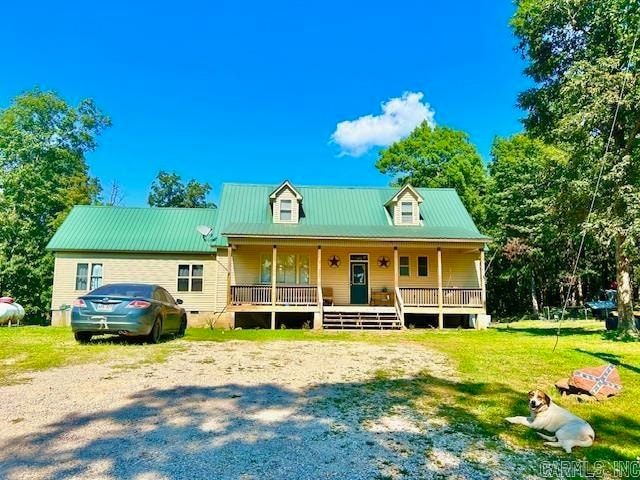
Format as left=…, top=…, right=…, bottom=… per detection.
left=196, top=225, right=213, bottom=237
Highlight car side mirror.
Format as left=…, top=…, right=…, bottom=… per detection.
left=176, top=299, right=184, bottom=305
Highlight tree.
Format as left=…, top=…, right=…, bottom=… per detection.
left=148, top=171, right=214, bottom=208
left=0, top=89, right=110, bottom=319
left=486, top=135, right=563, bottom=316
left=105, top=180, right=125, bottom=206
left=376, top=122, right=487, bottom=225
left=512, top=0, right=640, bottom=335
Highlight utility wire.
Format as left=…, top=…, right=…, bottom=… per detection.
left=553, top=27, right=640, bottom=352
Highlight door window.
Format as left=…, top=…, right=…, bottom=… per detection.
left=352, top=263, right=367, bottom=285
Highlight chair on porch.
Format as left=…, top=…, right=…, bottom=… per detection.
left=322, top=287, right=334, bottom=306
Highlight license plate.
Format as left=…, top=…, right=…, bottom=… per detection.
left=95, top=303, right=114, bottom=312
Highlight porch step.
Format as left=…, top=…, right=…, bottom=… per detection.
left=322, top=311, right=401, bottom=330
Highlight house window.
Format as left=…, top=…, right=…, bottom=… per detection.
left=191, top=265, right=204, bottom=292
left=260, top=253, right=309, bottom=284
left=178, top=264, right=203, bottom=292
left=401, top=202, right=413, bottom=224
left=418, top=256, right=428, bottom=277
left=75, top=263, right=103, bottom=290
left=280, top=199, right=292, bottom=221
left=90, top=264, right=103, bottom=290
left=399, top=256, right=410, bottom=276
left=75, top=263, right=88, bottom=290
left=260, top=255, right=272, bottom=283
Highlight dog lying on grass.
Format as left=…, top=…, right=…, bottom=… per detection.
left=506, top=390, right=595, bottom=453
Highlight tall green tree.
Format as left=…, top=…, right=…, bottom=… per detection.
left=0, top=89, right=110, bottom=319
left=512, top=0, right=640, bottom=335
left=376, top=122, right=487, bottom=225
left=486, top=135, right=564, bottom=316
left=148, top=171, right=214, bottom=208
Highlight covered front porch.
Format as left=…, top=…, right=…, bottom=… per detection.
left=225, top=241, right=487, bottom=329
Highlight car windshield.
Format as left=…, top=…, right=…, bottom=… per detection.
left=89, top=284, right=153, bottom=298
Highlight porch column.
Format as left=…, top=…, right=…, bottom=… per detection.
left=393, top=246, right=399, bottom=292
left=227, top=245, right=233, bottom=306
left=480, top=246, right=487, bottom=316
left=437, top=247, right=443, bottom=329
left=271, top=244, right=277, bottom=330
left=315, top=245, right=323, bottom=330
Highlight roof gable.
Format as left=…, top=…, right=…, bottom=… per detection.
left=385, top=184, right=423, bottom=206
left=269, top=180, right=302, bottom=203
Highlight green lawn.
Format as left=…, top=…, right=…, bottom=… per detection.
left=186, top=321, right=640, bottom=468
left=0, top=327, right=179, bottom=385
left=1, top=320, right=638, bottom=471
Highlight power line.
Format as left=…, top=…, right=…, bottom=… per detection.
left=553, top=27, right=640, bottom=351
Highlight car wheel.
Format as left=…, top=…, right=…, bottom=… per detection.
left=177, top=315, right=187, bottom=337
left=147, top=317, right=162, bottom=344
left=74, top=332, right=92, bottom=344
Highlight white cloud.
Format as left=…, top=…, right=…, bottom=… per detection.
left=331, top=91, right=435, bottom=156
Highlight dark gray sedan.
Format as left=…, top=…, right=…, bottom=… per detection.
left=71, top=283, right=187, bottom=343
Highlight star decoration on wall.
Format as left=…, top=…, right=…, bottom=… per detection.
left=378, top=256, right=390, bottom=268
left=328, top=255, right=340, bottom=268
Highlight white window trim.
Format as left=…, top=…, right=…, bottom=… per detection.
left=399, top=255, right=410, bottom=276
left=178, top=264, right=204, bottom=292
left=75, top=262, right=103, bottom=291
left=279, top=199, right=293, bottom=221
left=400, top=201, right=414, bottom=224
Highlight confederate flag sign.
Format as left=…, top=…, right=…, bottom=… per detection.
left=569, top=364, right=623, bottom=400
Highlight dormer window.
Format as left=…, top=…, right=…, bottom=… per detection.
left=401, top=202, right=413, bottom=224
left=269, top=180, right=303, bottom=224
left=280, top=199, right=292, bottom=221
left=385, top=184, right=423, bottom=226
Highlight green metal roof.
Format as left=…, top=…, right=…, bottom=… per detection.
left=212, top=183, right=488, bottom=246
left=47, top=206, right=217, bottom=253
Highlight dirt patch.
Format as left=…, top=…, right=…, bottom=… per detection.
left=0, top=340, right=544, bottom=479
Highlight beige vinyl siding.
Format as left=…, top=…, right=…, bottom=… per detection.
left=51, top=252, right=219, bottom=314
left=228, top=242, right=481, bottom=306
left=273, top=187, right=299, bottom=224
left=393, top=189, right=421, bottom=226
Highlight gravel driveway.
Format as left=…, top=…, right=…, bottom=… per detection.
left=0, top=339, right=543, bottom=479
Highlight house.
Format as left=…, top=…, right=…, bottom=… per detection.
left=47, top=181, right=490, bottom=329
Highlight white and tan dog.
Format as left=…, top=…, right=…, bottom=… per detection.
left=506, top=390, right=595, bottom=453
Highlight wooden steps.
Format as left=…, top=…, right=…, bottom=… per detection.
left=322, top=310, right=401, bottom=330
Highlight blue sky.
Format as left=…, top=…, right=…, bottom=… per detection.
left=1, top=1, right=530, bottom=206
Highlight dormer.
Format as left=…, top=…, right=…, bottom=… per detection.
left=385, top=184, right=423, bottom=226
left=269, top=180, right=303, bottom=224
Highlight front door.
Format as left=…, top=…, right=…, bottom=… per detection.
left=350, top=262, right=368, bottom=304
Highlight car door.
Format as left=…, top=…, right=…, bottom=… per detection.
left=160, top=288, right=180, bottom=331
left=151, top=288, right=170, bottom=330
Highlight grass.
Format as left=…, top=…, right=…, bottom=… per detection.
left=1, top=320, right=638, bottom=471
left=0, top=326, right=178, bottom=385
left=185, top=320, right=640, bottom=468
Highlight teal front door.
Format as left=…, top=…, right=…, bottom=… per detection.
left=350, top=262, right=368, bottom=304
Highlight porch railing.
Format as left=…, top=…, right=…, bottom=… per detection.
left=443, top=288, right=482, bottom=307
left=400, top=287, right=482, bottom=307
left=275, top=285, right=318, bottom=305
left=230, top=285, right=272, bottom=305
left=401, top=287, right=439, bottom=306
left=230, top=284, right=318, bottom=306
